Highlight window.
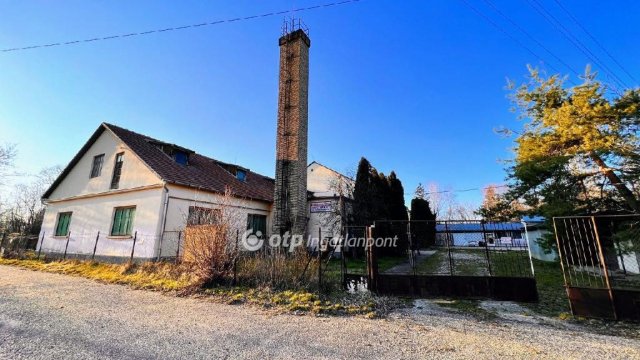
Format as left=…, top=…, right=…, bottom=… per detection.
left=55, top=212, right=72, bottom=236
left=247, top=214, right=267, bottom=238
left=90, top=154, right=105, bottom=178
left=174, top=151, right=189, bottom=165
left=111, top=206, right=136, bottom=236
left=188, top=206, right=221, bottom=226
left=236, top=169, right=246, bottom=182
left=110, top=152, right=124, bottom=189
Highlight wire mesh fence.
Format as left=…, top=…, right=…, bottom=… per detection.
left=368, top=220, right=534, bottom=278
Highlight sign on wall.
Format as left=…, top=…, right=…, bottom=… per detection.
left=310, top=201, right=333, bottom=213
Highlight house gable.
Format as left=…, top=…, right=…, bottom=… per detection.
left=45, top=126, right=163, bottom=201
left=307, top=161, right=353, bottom=199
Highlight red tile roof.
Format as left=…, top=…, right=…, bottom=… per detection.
left=43, top=123, right=275, bottom=203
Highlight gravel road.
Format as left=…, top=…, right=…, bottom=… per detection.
left=1, top=265, right=639, bottom=359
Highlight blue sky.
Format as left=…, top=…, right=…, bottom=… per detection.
left=1, top=0, right=638, bottom=207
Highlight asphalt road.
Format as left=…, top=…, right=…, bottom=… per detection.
left=1, top=265, right=639, bottom=359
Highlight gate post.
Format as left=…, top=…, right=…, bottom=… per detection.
left=366, top=225, right=378, bottom=292
left=591, top=216, right=618, bottom=320
left=443, top=221, right=454, bottom=275
left=481, top=221, right=492, bottom=276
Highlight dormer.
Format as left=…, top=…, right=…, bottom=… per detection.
left=216, top=161, right=249, bottom=182
left=148, top=140, right=194, bottom=166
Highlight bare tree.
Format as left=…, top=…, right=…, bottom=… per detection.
left=1, top=165, right=62, bottom=234
left=426, top=182, right=479, bottom=221
left=0, top=144, right=17, bottom=186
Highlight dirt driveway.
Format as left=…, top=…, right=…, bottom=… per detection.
left=0, top=265, right=638, bottom=359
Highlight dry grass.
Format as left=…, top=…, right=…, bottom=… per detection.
left=0, top=256, right=395, bottom=318
left=236, top=248, right=319, bottom=290
left=0, top=257, right=197, bottom=291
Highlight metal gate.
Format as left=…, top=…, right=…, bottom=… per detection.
left=553, top=215, right=640, bottom=320
left=358, top=220, right=539, bottom=302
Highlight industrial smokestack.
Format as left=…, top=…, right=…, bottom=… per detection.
left=273, top=21, right=310, bottom=236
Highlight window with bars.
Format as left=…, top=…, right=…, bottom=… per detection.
left=55, top=212, right=72, bottom=236
left=90, top=154, right=104, bottom=178
left=247, top=214, right=267, bottom=238
left=187, top=206, right=221, bottom=226
left=110, top=152, right=124, bottom=189
left=111, top=206, right=136, bottom=236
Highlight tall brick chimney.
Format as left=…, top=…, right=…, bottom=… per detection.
left=273, top=24, right=310, bottom=236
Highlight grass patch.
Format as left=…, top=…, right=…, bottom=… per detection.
left=527, top=259, right=571, bottom=317
left=0, top=257, right=197, bottom=291
left=0, top=256, right=397, bottom=318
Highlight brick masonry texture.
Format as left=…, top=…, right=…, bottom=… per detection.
left=273, top=30, right=310, bottom=236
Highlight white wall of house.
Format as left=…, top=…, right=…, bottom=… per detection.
left=306, top=163, right=353, bottom=249
left=159, top=184, right=272, bottom=257
left=49, top=130, right=163, bottom=200
left=40, top=129, right=166, bottom=259
left=525, top=228, right=558, bottom=262
left=40, top=187, right=164, bottom=259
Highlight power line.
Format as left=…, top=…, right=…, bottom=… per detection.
left=405, top=184, right=510, bottom=196
left=552, top=0, right=638, bottom=85
left=482, top=0, right=580, bottom=77
left=527, top=0, right=629, bottom=90
left=1, top=0, right=362, bottom=53
left=458, top=0, right=566, bottom=78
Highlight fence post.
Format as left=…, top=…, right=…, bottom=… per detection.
left=318, top=227, right=322, bottom=291
left=443, top=221, right=454, bottom=275
left=63, top=232, right=71, bottom=260
left=481, top=221, right=492, bottom=276
left=0, top=232, right=7, bottom=258
left=175, top=231, right=182, bottom=264
left=341, top=227, right=346, bottom=287
left=156, top=232, right=164, bottom=262
left=92, top=231, right=100, bottom=261
left=37, top=231, right=45, bottom=259
left=233, top=229, right=239, bottom=285
left=129, top=231, right=138, bottom=264
left=366, top=225, right=378, bottom=292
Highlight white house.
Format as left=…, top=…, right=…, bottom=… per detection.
left=306, top=161, right=354, bottom=246
left=39, top=123, right=274, bottom=260
left=39, top=123, right=349, bottom=260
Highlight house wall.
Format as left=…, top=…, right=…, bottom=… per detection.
left=40, top=129, right=167, bottom=259
left=39, top=187, right=164, bottom=259
left=48, top=129, right=162, bottom=200
left=159, top=184, right=272, bottom=256
left=526, top=228, right=558, bottom=262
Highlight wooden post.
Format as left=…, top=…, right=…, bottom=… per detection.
left=91, top=232, right=100, bottom=261
left=63, top=232, right=71, bottom=260
left=129, top=231, right=138, bottom=264
left=37, top=232, right=45, bottom=259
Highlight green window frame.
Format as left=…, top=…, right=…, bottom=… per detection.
left=246, top=214, right=267, bottom=238
left=110, top=152, right=124, bottom=189
left=111, top=206, right=136, bottom=236
left=55, top=212, right=72, bottom=236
